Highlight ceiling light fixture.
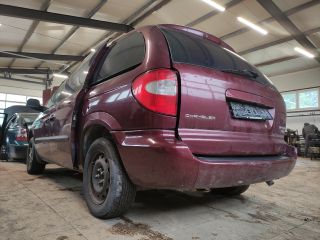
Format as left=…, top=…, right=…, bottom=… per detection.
left=83, top=71, right=89, bottom=74
left=237, top=17, right=268, bottom=35
left=294, top=47, right=315, bottom=58
left=53, top=73, right=68, bottom=79
left=90, top=48, right=96, bottom=52
left=201, top=0, right=225, bottom=12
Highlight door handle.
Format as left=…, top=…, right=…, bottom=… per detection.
left=49, top=114, right=55, bottom=121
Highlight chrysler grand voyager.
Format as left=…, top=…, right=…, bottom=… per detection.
left=27, top=24, right=296, bottom=219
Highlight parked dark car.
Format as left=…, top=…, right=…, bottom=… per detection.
left=4, top=99, right=44, bottom=120
left=27, top=24, right=297, bottom=219
left=2, top=113, right=38, bottom=160
left=0, top=99, right=44, bottom=160
left=0, top=113, right=8, bottom=159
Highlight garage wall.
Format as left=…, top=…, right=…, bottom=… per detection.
left=0, top=78, right=44, bottom=97
left=270, top=67, right=320, bottom=134
left=0, top=78, right=45, bottom=124
left=270, top=67, right=320, bottom=92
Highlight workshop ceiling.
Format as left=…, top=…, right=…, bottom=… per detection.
left=0, top=0, right=319, bottom=85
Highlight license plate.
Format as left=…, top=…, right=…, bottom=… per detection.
left=230, top=101, right=273, bottom=120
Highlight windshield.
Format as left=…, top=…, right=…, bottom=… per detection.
left=160, top=27, right=274, bottom=87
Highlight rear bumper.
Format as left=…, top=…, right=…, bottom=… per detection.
left=112, top=130, right=297, bottom=190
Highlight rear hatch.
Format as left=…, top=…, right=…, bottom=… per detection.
left=160, top=26, right=287, bottom=156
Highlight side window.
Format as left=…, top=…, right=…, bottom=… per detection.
left=66, top=65, right=88, bottom=93
left=45, top=96, right=55, bottom=109
left=46, top=66, right=88, bottom=109
left=54, top=82, right=73, bottom=104
left=45, top=45, right=104, bottom=109
left=45, top=78, right=78, bottom=109
left=45, top=82, right=66, bottom=108
left=57, top=44, right=104, bottom=94
left=66, top=48, right=99, bottom=91
left=94, top=32, right=145, bottom=83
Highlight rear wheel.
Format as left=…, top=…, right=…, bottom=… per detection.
left=26, top=138, right=45, bottom=174
left=211, top=185, right=250, bottom=196
left=83, top=137, right=136, bottom=219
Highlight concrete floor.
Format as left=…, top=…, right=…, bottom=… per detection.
left=0, top=158, right=319, bottom=240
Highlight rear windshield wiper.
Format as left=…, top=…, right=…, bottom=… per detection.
left=220, top=69, right=259, bottom=79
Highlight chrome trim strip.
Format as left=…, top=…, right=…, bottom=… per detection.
left=196, top=155, right=290, bottom=162
left=35, top=135, right=69, bottom=143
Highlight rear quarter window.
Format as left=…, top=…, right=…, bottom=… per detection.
left=94, top=32, right=145, bottom=83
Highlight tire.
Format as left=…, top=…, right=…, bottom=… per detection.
left=26, top=138, right=45, bottom=175
left=211, top=185, right=250, bottom=196
left=83, top=137, right=136, bottom=219
left=0, top=153, right=7, bottom=161
left=6, top=147, right=11, bottom=161
left=0, top=145, right=8, bottom=161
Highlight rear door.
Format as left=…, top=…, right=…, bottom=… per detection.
left=33, top=98, right=57, bottom=161
left=48, top=52, right=98, bottom=168
left=161, top=27, right=287, bottom=156
left=46, top=82, right=74, bottom=168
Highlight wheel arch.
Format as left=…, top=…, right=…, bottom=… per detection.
left=77, top=113, right=122, bottom=170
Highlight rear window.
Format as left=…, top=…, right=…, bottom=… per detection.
left=161, top=28, right=274, bottom=87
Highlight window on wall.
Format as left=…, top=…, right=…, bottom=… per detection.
left=0, top=93, right=42, bottom=124
left=282, top=92, right=297, bottom=110
left=281, top=87, right=320, bottom=111
left=298, top=89, right=319, bottom=109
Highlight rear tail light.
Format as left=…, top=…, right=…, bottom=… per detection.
left=16, top=127, right=28, bottom=142
left=132, top=69, right=178, bottom=116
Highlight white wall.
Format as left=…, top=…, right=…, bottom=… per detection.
left=0, top=78, right=45, bottom=97
left=270, top=67, right=320, bottom=134
left=270, top=67, right=320, bottom=92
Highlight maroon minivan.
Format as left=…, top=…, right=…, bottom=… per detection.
left=27, top=24, right=296, bottom=219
